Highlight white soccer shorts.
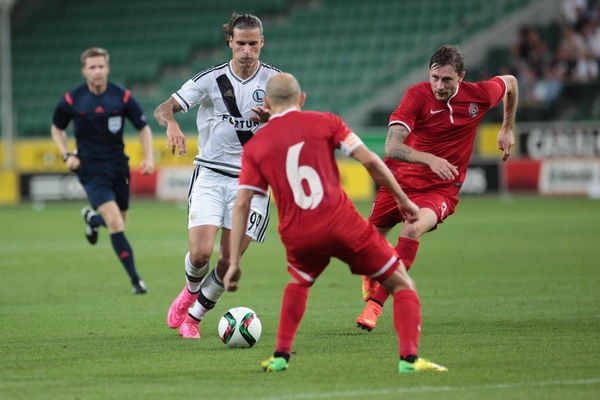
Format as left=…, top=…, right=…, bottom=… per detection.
left=187, top=166, right=270, bottom=243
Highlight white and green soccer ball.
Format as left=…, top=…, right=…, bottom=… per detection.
left=218, top=307, right=262, bottom=348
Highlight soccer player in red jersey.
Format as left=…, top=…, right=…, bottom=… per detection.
left=224, top=73, right=447, bottom=373
left=356, top=45, right=519, bottom=331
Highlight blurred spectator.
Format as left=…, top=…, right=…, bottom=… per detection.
left=511, top=26, right=551, bottom=104
left=588, top=0, right=600, bottom=22
left=555, top=25, right=585, bottom=81
left=581, top=20, right=600, bottom=58
left=554, top=21, right=600, bottom=83
left=532, top=61, right=564, bottom=108
left=573, top=47, right=599, bottom=81
left=518, top=64, right=540, bottom=105
left=561, top=0, right=590, bottom=28
left=573, top=3, right=592, bottom=33
left=511, top=26, right=550, bottom=78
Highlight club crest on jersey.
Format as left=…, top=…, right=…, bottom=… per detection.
left=469, top=103, right=479, bottom=118
left=108, top=116, right=122, bottom=133
left=252, top=89, right=266, bottom=102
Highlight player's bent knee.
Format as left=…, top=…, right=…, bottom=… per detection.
left=399, top=223, right=421, bottom=240
left=381, top=269, right=415, bottom=294
left=188, top=251, right=211, bottom=268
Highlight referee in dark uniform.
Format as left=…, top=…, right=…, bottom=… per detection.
left=51, top=47, right=154, bottom=294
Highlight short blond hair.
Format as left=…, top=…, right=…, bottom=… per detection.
left=80, top=47, right=110, bottom=67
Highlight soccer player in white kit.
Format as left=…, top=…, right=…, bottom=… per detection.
left=154, top=13, right=281, bottom=338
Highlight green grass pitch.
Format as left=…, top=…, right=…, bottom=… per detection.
left=1, top=195, right=599, bottom=399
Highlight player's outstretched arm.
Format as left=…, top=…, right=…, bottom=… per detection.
left=498, top=74, right=518, bottom=161
left=225, top=188, right=254, bottom=292
left=154, top=97, right=187, bottom=157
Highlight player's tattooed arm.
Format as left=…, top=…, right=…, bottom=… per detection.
left=154, top=97, right=183, bottom=128
left=385, top=124, right=412, bottom=162
left=154, top=97, right=187, bottom=157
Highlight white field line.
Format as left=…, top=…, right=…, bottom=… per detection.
left=253, top=378, right=600, bottom=400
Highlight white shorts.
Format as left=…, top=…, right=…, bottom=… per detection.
left=187, top=166, right=270, bottom=243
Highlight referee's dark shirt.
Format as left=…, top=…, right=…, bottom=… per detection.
left=52, top=83, right=148, bottom=163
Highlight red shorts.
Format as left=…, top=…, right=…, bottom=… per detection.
left=369, top=186, right=458, bottom=230
left=284, top=219, right=400, bottom=286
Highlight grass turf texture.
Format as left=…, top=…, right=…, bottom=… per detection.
left=0, top=196, right=599, bottom=399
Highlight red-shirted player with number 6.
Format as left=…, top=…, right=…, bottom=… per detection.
left=225, top=72, right=447, bottom=373
left=356, top=45, right=519, bottom=331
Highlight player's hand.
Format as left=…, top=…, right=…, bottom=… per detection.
left=497, top=128, right=515, bottom=161
left=249, top=106, right=271, bottom=123
left=398, top=199, right=419, bottom=223
left=140, top=160, right=155, bottom=175
left=166, top=123, right=186, bottom=157
left=224, top=263, right=242, bottom=292
left=65, top=155, right=81, bottom=172
left=429, top=157, right=459, bottom=180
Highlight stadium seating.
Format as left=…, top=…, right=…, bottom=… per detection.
left=9, top=0, right=546, bottom=136
left=9, top=0, right=289, bottom=136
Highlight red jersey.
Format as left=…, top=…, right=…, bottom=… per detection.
left=387, top=76, right=507, bottom=194
left=239, top=108, right=368, bottom=252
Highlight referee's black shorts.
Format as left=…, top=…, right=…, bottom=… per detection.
left=77, top=160, right=130, bottom=211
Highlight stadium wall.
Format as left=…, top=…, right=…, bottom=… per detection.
left=504, top=122, right=600, bottom=196
left=2, top=120, right=600, bottom=204
left=4, top=135, right=378, bottom=203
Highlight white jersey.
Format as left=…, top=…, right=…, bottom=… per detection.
left=173, top=61, right=281, bottom=176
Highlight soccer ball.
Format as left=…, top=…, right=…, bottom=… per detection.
left=218, top=306, right=262, bottom=348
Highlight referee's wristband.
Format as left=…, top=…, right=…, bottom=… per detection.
left=62, top=153, right=72, bottom=162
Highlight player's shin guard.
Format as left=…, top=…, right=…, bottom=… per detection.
left=184, top=251, right=209, bottom=293
left=188, top=268, right=225, bottom=320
